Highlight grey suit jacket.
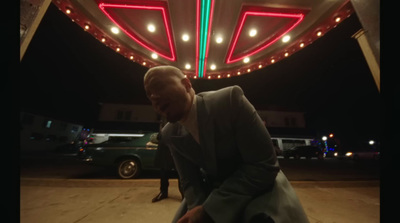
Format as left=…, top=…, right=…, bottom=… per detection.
left=162, top=86, right=309, bottom=223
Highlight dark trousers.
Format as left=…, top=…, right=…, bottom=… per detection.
left=160, top=168, right=183, bottom=197
left=160, top=168, right=171, bottom=193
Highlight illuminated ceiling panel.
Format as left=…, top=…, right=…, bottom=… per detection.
left=98, top=0, right=176, bottom=61
left=225, top=6, right=309, bottom=64
left=52, top=0, right=354, bottom=79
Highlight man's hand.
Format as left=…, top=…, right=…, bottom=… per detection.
left=177, top=205, right=213, bottom=223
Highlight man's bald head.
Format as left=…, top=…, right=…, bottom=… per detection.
left=143, top=65, right=194, bottom=122
left=144, top=65, right=186, bottom=85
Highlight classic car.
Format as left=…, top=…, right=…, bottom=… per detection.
left=78, top=132, right=159, bottom=179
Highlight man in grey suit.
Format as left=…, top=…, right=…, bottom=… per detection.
left=144, top=65, right=309, bottom=223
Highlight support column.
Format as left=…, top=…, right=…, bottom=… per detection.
left=20, top=0, right=52, bottom=61
left=350, top=0, right=380, bottom=92
left=352, top=29, right=380, bottom=91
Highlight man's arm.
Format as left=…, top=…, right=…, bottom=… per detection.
left=177, top=206, right=213, bottom=223
left=169, top=145, right=208, bottom=210
left=202, top=86, right=280, bottom=222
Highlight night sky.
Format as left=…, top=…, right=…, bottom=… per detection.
left=20, top=3, right=380, bottom=142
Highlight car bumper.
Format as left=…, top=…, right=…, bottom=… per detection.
left=82, top=157, right=93, bottom=162
left=334, top=155, right=353, bottom=160
left=77, top=154, right=93, bottom=163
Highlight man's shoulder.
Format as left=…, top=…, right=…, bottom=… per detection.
left=196, top=85, right=245, bottom=117
left=197, top=85, right=243, bottom=100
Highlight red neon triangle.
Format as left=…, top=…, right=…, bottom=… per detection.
left=226, top=6, right=308, bottom=64
left=98, top=1, right=176, bottom=61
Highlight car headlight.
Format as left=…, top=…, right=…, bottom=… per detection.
left=345, top=152, right=353, bottom=157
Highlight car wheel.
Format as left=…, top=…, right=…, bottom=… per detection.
left=117, top=158, right=141, bottom=179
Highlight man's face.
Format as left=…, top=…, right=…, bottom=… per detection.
left=144, top=73, right=191, bottom=123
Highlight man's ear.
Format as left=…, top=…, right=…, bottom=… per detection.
left=181, top=78, right=192, bottom=92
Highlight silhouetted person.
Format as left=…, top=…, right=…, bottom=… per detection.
left=152, top=124, right=183, bottom=203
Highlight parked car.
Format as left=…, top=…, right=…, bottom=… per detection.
left=334, top=150, right=354, bottom=160
left=283, top=146, right=324, bottom=160
left=77, top=132, right=159, bottom=179
left=335, top=147, right=379, bottom=160
left=353, top=148, right=380, bottom=160
left=55, top=142, right=83, bottom=155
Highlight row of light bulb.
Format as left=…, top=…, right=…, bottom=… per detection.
left=66, top=4, right=344, bottom=75
left=84, top=22, right=322, bottom=72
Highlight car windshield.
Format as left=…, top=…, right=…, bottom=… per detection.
left=101, top=137, right=139, bottom=144
left=97, top=133, right=157, bottom=147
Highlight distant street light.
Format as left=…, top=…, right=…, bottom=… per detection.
left=369, top=140, right=375, bottom=145
left=322, top=136, right=328, bottom=141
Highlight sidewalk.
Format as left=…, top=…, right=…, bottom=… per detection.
left=20, top=178, right=380, bottom=223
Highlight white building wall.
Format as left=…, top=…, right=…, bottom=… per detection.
left=257, top=110, right=306, bottom=128
left=98, top=103, right=158, bottom=123
left=97, top=104, right=306, bottom=128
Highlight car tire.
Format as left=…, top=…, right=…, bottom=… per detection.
left=117, top=158, right=141, bottom=179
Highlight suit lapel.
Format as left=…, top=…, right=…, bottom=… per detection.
left=196, top=95, right=218, bottom=176
left=170, top=125, right=203, bottom=166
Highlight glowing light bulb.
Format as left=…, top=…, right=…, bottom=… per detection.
left=147, top=24, right=156, bottom=32
left=111, top=27, right=120, bottom=34
left=249, top=29, right=257, bottom=37
left=282, top=35, right=291, bottom=43
left=182, top=34, right=189, bottom=41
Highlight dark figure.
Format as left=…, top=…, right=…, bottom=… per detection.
left=152, top=130, right=183, bottom=202
left=144, top=65, right=309, bottom=223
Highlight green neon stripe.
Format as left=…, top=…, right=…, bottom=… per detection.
left=198, top=0, right=211, bottom=78
left=199, top=0, right=207, bottom=77
left=199, top=1, right=204, bottom=77
left=203, top=0, right=211, bottom=77
left=198, top=1, right=203, bottom=77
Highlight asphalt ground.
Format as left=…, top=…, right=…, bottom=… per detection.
left=19, top=153, right=380, bottom=222
left=20, top=178, right=379, bottom=223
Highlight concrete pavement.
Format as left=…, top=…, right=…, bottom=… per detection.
left=20, top=178, right=380, bottom=223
